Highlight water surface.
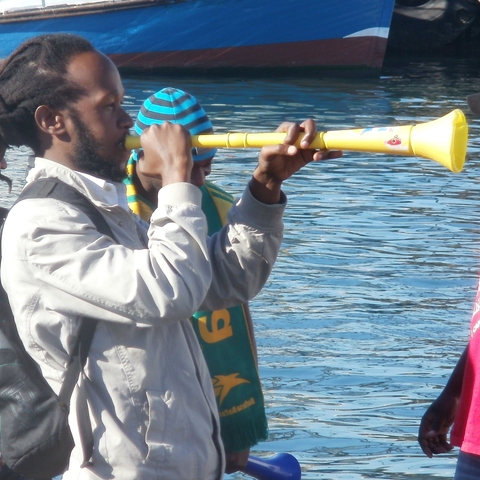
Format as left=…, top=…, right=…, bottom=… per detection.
left=2, top=54, right=480, bottom=479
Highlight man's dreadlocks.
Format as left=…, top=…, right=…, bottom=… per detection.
left=0, top=33, right=95, bottom=153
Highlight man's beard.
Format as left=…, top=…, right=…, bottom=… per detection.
left=68, top=111, right=127, bottom=182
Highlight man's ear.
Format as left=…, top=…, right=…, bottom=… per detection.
left=34, top=105, right=67, bottom=136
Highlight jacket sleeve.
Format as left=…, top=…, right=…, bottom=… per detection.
left=198, top=183, right=285, bottom=312
left=1, top=183, right=212, bottom=326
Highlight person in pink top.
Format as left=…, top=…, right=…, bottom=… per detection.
left=419, top=89, right=480, bottom=479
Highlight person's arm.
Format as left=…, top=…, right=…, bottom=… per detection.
left=225, top=449, right=250, bottom=475
left=248, top=119, right=342, bottom=205
left=200, top=119, right=342, bottom=312
left=1, top=122, right=215, bottom=327
left=418, top=346, right=468, bottom=457
left=2, top=182, right=211, bottom=326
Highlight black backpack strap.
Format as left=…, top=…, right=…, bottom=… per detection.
left=0, top=207, right=8, bottom=226
left=17, top=178, right=113, bottom=241
left=13, top=178, right=116, bottom=468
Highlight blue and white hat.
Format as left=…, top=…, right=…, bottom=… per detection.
left=135, top=87, right=217, bottom=162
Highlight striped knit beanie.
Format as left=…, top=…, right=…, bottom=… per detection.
left=135, top=87, right=217, bottom=162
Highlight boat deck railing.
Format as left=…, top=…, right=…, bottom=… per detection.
left=0, top=0, right=186, bottom=22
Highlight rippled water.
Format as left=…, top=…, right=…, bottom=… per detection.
left=2, top=53, right=480, bottom=479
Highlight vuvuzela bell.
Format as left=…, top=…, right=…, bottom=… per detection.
left=124, top=109, right=468, bottom=173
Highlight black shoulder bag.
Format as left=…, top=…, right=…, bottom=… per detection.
left=0, top=179, right=115, bottom=480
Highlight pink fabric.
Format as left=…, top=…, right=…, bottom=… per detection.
left=451, top=284, right=480, bottom=454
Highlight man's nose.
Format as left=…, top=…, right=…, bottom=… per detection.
left=119, top=108, right=134, bottom=129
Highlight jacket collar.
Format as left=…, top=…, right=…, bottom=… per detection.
left=26, top=157, right=129, bottom=212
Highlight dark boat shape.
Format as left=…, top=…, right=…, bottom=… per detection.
left=388, top=0, right=480, bottom=51
left=0, top=0, right=396, bottom=72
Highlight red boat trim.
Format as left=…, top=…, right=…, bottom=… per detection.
left=110, top=37, right=389, bottom=70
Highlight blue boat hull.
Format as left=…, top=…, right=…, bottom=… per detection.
left=0, top=0, right=396, bottom=70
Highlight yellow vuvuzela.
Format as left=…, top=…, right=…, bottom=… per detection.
left=125, top=109, right=468, bottom=173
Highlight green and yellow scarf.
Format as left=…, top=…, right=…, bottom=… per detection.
left=125, top=159, right=268, bottom=452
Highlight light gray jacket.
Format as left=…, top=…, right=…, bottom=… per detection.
left=0, top=158, right=285, bottom=480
